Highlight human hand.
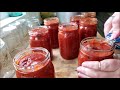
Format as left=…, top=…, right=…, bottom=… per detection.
left=104, top=12, right=120, bottom=40
left=77, top=59, right=120, bottom=78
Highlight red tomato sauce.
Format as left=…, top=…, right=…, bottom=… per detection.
left=79, top=17, right=97, bottom=43
left=58, top=23, right=79, bottom=60
left=78, top=37, right=114, bottom=66
left=44, top=17, right=59, bottom=49
left=70, top=15, right=87, bottom=28
left=15, top=52, right=55, bottom=78
left=29, top=26, right=53, bottom=59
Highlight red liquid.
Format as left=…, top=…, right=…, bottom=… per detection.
left=47, top=23, right=59, bottom=48
left=79, top=18, right=97, bottom=43
left=78, top=38, right=114, bottom=66
left=44, top=17, right=59, bottom=49
left=58, top=23, right=79, bottom=60
left=70, top=15, right=86, bottom=28
left=29, top=27, right=53, bottom=59
left=15, top=52, right=55, bottom=78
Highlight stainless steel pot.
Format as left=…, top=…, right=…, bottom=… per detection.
left=56, top=12, right=80, bottom=23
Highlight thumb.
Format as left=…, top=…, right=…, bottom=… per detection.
left=110, top=12, right=120, bottom=39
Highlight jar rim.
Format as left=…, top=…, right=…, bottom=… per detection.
left=70, top=14, right=86, bottom=21
left=59, top=22, right=78, bottom=31
left=80, top=37, right=114, bottom=52
left=28, top=26, right=49, bottom=36
left=44, top=17, right=59, bottom=25
left=13, top=47, right=50, bottom=72
left=79, top=17, right=98, bottom=25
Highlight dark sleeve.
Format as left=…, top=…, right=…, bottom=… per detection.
left=96, top=12, right=114, bottom=37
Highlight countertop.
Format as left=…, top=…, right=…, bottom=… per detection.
left=2, top=33, right=119, bottom=78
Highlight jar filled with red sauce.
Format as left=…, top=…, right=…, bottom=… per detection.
left=13, top=47, right=55, bottom=78
left=81, top=12, right=96, bottom=18
left=29, top=26, right=53, bottom=60
left=70, top=15, right=87, bottom=28
left=78, top=37, right=114, bottom=66
left=44, top=17, right=59, bottom=49
left=79, top=17, right=97, bottom=43
left=58, top=22, right=79, bottom=60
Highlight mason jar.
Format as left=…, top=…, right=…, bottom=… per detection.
left=58, top=22, right=79, bottom=60
left=13, top=47, right=55, bottom=78
left=81, top=12, right=96, bottom=18
left=78, top=37, right=114, bottom=66
left=79, top=17, right=98, bottom=43
left=70, top=14, right=87, bottom=28
left=28, top=26, right=53, bottom=60
left=44, top=17, right=59, bottom=49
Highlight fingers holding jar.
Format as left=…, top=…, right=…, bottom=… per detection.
left=77, top=37, right=117, bottom=78
left=77, top=59, right=120, bottom=78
